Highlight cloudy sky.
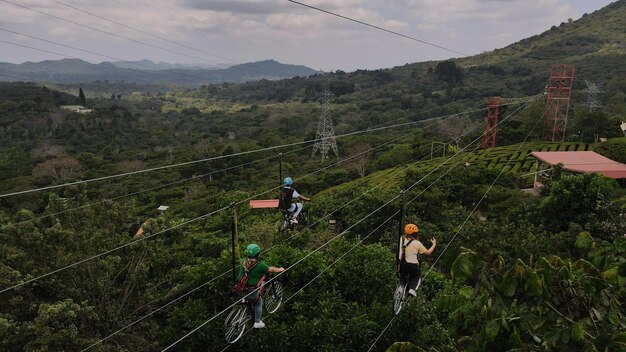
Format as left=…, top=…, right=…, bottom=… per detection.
left=0, top=0, right=616, bottom=71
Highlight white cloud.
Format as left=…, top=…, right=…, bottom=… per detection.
left=0, top=0, right=615, bottom=71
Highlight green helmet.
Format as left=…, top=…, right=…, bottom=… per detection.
left=245, top=243, right=261, bottom=257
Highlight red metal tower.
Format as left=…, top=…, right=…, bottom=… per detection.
left=543, top=64, right=575, bottom=141
left=481, top=96, right=500, bottom=149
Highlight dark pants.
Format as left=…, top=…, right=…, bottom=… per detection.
left=399, top=261, right=421, bottom=291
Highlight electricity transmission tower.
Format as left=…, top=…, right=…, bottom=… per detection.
left=312, top=80, right=339, bottom=161
left=584, top=80, right=603, bottom=111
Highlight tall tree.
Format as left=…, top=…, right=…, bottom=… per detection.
left=78, top=88, right=86, bottom=105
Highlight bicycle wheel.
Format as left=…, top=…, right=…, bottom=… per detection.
left=275, top=218, right=289, bottom=237
left=393, top=282, right=407, bottom=316
left=224, top=305, right=250, bottom=344
left=264, top=281, right=284, bottom=314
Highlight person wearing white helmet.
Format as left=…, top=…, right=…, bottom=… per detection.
left=279, top=176, right=310, bottom=224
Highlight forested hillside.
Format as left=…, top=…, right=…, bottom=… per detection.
left=0, top=1, right=625, bottom=351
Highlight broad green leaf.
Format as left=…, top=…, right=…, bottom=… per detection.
left=485, top=320, right=500, bottom=340
left=451, top=252, right=476, bottom=282
left=524, top=271, right=543, bottom=296
left=509, top=328, right=522, bottom=347
left=459, top=286, right=473, bottom=299
left=502, top=277, right=517, bottom=297
left=571, top=322, right=585, bottom=342
left=601, top=267, right=619, bottom=284
left=575, top=232, right=594, bottom=249
left=618, top=263, right=626, bottom=277
left=608, top=311, right=620, bottom=325
left=574, top=259, right=600, bottom=276
left=591, top=308, right=603, bottom=321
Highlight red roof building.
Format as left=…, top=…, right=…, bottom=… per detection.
left=530, top=151, right=626, bottom=179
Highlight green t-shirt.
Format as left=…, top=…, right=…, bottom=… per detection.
left=237, top=260, right=270, bottom=287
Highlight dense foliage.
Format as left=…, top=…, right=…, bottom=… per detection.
left=1, top=3, right=625, bottom=350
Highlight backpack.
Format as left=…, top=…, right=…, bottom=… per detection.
left=279, top=186, right=295, bottom=212
left=231, top=260, right=259, bottom=294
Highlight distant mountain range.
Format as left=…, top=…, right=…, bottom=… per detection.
left=108, top=59, right=228, bottom=71
left=0, top=59, right=319, bottom=85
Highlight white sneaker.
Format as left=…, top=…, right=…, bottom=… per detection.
left=408, top=289, right=417, bottom=297
left=253, top=321, right=265, bottom=329
left=290, top=218, right=298, bottom=224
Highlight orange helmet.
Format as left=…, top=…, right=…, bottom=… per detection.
left=404, top=223, right=419, bottom=236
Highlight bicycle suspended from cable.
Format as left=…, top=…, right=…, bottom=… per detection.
left=393, top=223, right=436, bottom=315
left=224, top=275, right=285, bottom=344
left=276, top=176, right=311, bottom=237
left=224, top=244, right=286, bottom=344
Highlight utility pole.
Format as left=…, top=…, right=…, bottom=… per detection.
left=312, top=78, right=339, bottom=161
left=230, top=203, right=238, bottom=284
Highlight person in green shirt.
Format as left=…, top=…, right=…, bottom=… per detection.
left=237, top=243, right=285, bottom=329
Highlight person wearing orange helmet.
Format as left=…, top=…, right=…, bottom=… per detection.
left=398, top=223, right=436, bottom=297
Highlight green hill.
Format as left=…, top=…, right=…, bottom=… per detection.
left=189, top=1, right=625, bottom=117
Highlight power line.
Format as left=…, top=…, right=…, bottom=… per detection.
left=0, top=27, right=213, bottom=85
left=287, top=0, right=467, bottom=57
left=0, top=106, right=490, bottom=199
left=0, top=39, right=79, bottom=60
left=49, top=0, right=296, bottom=78
left=51, top=0, right=234, bottom=64
left=1, top=0, right=305, bottom=79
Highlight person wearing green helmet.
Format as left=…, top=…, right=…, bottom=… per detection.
left=236, top=243, right=285, bottom=329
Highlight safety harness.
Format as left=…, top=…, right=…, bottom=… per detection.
left=232, top=261, right=267, bottom=305
left=397, top=238, right=414, bottom=272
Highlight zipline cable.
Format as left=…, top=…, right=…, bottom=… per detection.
left=287, top=0, right=467, bottom=56
left=219, top=210, right=401, bottom=352
left=0, top=105, right=514, bottom=199
left=1, top=121, right=448, bottom=294
left=9, top=144, right=313, bottom=227
left=161, top=193, right=402, bottom=351
left=365, top=102, right=541, bottom=352
left=81, top=98, right=534, bottom=350
left=160, top=99, right=537, bottom=350
left=78, top=105, right=471, bottom=351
